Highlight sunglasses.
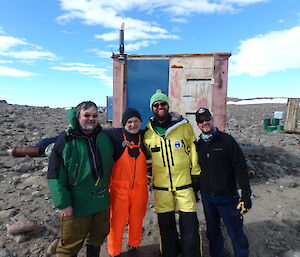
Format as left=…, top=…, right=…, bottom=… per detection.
left=83, top=114, right=98, bottom=118
left=153, top=102, right=167, bottom=108
left=197, top=117, right=211, bottom=124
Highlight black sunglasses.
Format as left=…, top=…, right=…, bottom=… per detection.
left=153, top=102, right=167, bottom=108
left=197, top=117, right=211, bottom=124
left=84, top=114, right=98, bottom=118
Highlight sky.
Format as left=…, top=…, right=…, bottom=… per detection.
left=0, top=0, right=300, bottom=108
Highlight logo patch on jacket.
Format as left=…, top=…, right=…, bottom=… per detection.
left=213, top=147, right=222, bottom=151
left=174, top=141, right=181, bottom=149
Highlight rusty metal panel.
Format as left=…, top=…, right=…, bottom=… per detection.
left=168, top=56, right=214, bottom=135
left=212, top=53, right=230, bottom=132
left=284, top=98, right=300, bottom=133
left=112, top=55, right=127, bottom=128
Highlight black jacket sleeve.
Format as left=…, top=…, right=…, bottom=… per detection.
left=228, top=135, right=251, bottom=194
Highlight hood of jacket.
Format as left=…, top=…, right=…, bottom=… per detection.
left=66, top=107, right=78, bottom=130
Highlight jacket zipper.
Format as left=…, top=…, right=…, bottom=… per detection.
left=87, top=137, right=100, bottom=185
left=207, top=143, right=213, bottom=187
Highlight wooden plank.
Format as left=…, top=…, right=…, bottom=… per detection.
left=284, top=98, right=300, bottom=132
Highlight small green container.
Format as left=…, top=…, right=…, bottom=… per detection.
left=263, top=118, right=271, bottom=129
left=266, top=126, right=276, bottom=132
left=271, top=118, right=280, bottom=126
left=276, top=125, right=284, bottom=130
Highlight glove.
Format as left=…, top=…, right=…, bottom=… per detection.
left=191, top=175, right=200, bottom=202
left=237, top=191, right=252, bottom=214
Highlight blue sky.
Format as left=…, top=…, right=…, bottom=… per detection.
left=0, top=0, right=299, bottom=107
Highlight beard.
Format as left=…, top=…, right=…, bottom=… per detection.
left=80, top=123, right=96, bottom=131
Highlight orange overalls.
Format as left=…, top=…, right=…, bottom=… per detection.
left=107, top=131, right=148, bottom=257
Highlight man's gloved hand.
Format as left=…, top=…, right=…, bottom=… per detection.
left=237, top=191, right=252, bottom=214
left=191, top=175, right=200, bottom=202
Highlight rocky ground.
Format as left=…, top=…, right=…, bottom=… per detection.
left=0, top=101, right=299, bottom=257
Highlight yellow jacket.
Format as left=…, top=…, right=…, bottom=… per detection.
left=144, top=116, right=200, bottom=191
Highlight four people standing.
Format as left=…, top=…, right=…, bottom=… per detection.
left=47, top=99, right=251, bottom=257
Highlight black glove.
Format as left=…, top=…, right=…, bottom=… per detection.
left=237, top=191, right=252, bottom=214
left=191, top=175, right=200, bottom=202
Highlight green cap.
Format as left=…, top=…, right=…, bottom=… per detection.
left=149, top=91, right=169, bottom=111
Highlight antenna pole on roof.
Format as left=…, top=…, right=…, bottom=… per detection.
left=119, top=23, right=125, bottom=55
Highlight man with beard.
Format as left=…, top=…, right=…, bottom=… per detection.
left=47, top=101, right=114, bottom=257
left=143, top=91, right=202, bottom=257
left=193, top=107, right=252, bottom=257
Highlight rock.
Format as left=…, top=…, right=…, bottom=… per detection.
left=0, top=209, right=16, bottom=219
left=44, top=214, right=60, bottom=235
left=16, top=122, right=26, bottom=129
left=30, top=246, right=44, bottom=255
left=13, top=234, right=26, bottom=243
left=6, top=217, right=38, bottom=235
left=0, top=249, right=13, bottom=257
left=278, top=177, right=299, bottom=188
left=276, top=209, right=297, bottom=221
left=285, top=250, right=300, bottom=257
left=24, top=175, right=48, bottom=188
left=32, top=190, right=43, bottom=197
left=47, top=238, right=59, bottom=255
left=14, top=162, right=39, bottom=173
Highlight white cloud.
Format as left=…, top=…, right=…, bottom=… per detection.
left=0, top=60, right=13, bottom=64
left=95, top=28, right=179, bottom=42
left=0, top=34, right=57, bottom=61
left=126, top=40, right=155, bottom=51
left=87, top=49, right=113, bottom=58
left=221, top=0, right=269, bottom=5
left=51, top=63, right=112, bottom=86
left=58, top=0, right=264, bottom=48
left=0, top=35, right=27, bottom=51
left=0, top=66, right=37, bottom=77
left=170, top=17, right=188, bottom=23
left=1, top=50, right=57, bottom=61
left=230, top=26, right=300, bottom=76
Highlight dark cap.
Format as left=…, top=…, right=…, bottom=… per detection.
left=195, top=107, right=212, bottom=123
left=122, top=108, right=142, bottom=126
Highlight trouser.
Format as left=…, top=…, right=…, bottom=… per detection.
left=157, top=211, right=201, bottom=257
left=201, top=193, right=249, bottom=257
left=107, top=184, right=148, bottom=256
left=56, top=209, right=110, bottom=257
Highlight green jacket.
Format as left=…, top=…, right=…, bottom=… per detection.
left=47, top=107, right=114, bottom=216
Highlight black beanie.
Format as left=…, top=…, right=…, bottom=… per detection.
left=122, top=108, right=142, bottom=126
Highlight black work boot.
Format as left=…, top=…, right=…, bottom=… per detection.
left=127, top=245, right=138, bottom=257
left=86, top=244, right=100, bottom=257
